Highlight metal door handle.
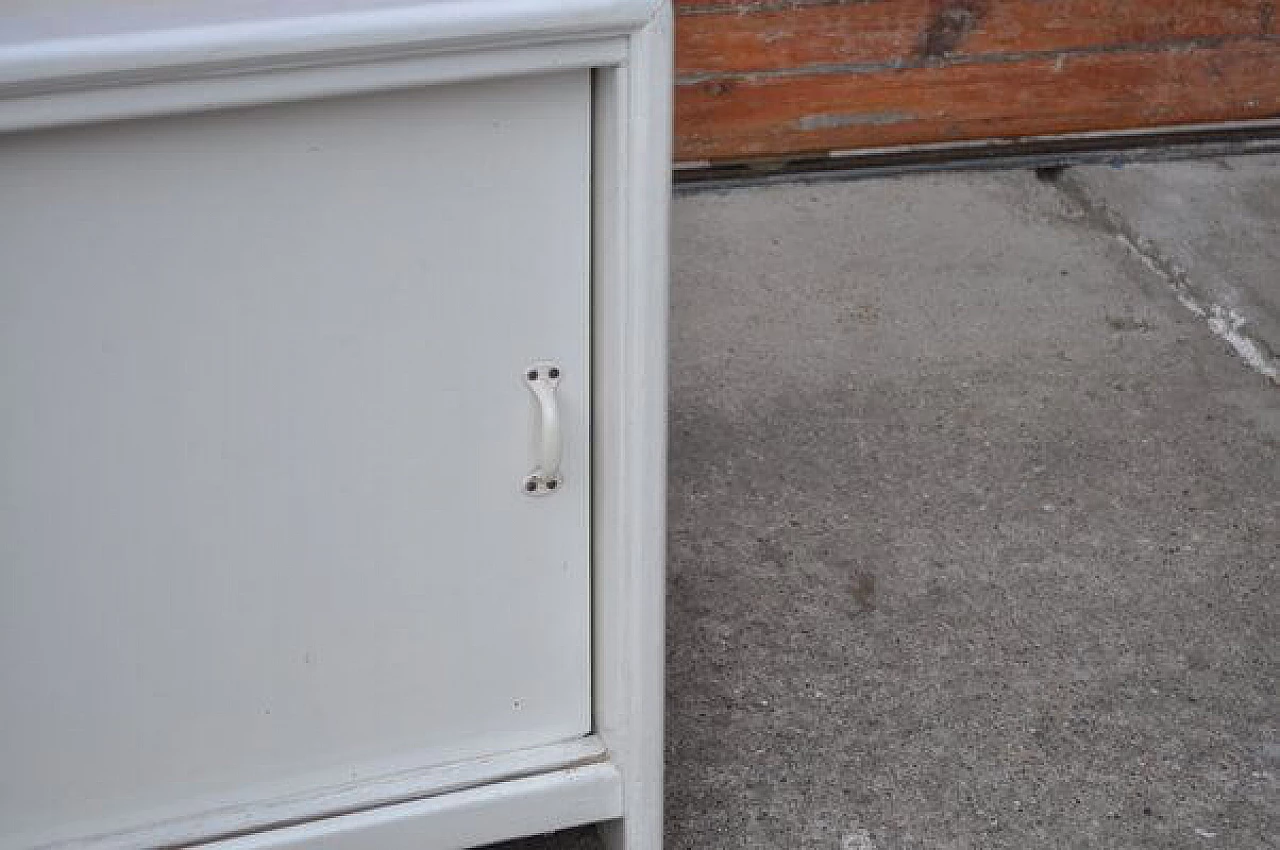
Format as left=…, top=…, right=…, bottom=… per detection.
left=523, top=363, right=562, bottom=495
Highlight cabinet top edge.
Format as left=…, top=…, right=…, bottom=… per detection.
left=0, top=0, right=662, bottom=95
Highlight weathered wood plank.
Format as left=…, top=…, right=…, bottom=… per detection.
left=675, top=41, right=1280, bottom=160
left=678, top=0, right=1271, bottom=75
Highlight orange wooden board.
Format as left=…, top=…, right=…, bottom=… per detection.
left=675, top=0, right=1280, bottom=162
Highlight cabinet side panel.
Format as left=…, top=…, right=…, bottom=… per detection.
left=593, top=7, right=673, bottom=850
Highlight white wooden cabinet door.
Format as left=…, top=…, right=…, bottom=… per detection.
left=0, top=70, right=591, bottom=849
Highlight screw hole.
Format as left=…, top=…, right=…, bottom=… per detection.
left=548, top=367, right=560, bottom=379
left=546, top=479, right=558, bottom=490
left=526, top=369, right=539, bottom=381
left=525, top=480, right=538, bottom=492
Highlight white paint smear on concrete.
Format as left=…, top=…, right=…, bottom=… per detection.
left=1116, top=232, right=1279, bottom=383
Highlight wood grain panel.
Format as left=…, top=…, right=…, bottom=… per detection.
left=679, top=0, right=1272, bottom=75
left=676, top=41, right=1280, bottom=159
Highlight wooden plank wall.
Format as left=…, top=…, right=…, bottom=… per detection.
left=675, top=0, right=1280, bottom=162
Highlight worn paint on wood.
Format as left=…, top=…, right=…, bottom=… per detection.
left=677, top=42, right=1280, bottom=159
left=675, top=0, right=1280, bottom=161
left=679, top=0, right=1270, bottom=73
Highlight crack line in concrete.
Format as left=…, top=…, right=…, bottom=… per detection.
left=1053, top=172, right=1280, bottom=385
left=1112, top=230, right=1280, bottom=384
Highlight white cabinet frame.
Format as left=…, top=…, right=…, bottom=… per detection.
left=0, top=2, right=670, bottom=848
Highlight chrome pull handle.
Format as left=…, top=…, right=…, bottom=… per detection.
left=523, top=363, right=562, bottom=495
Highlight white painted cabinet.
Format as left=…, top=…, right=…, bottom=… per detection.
left=0, top=3, right=670, bottom=849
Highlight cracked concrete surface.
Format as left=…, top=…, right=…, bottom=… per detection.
left=492, top=158, right=1279, bottom=850
left=1056, top=156, right=1280, bottom=383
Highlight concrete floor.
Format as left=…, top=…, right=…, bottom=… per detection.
left=494, top=156, right=1279, bottom=849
